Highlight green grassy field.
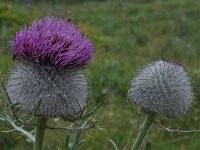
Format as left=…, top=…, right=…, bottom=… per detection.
left=1, top=0, right=200, bottom=149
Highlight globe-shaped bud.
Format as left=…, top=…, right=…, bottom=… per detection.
left=128, top=60, right=193, bottom=118
left=7, top=60, right=87, bottom=117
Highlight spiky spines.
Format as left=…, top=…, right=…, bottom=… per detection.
left=7, top=60, right=87, bottom=118
left=128, top=60, right=193, bottom=118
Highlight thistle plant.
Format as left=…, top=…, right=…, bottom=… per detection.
left=1, top=16, right=198, bottom=150
left=3, top=16, right=97, bottom=150
left=128, top=60, right=193, bottom=150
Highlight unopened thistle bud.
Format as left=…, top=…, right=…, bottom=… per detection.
left=128, top=60, right=193, bottom=118
left=7, top=17, right=94, bottom=118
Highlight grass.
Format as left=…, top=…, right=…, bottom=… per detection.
left=1, top=0, right=200, bottom=149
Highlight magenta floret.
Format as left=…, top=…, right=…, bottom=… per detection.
left=11, top=17, right=94, bottom=68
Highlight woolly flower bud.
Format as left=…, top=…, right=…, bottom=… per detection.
left=7, top=60, right=87, bottom=117
left=128, top=60, right=193, bottom=118
left=11, top=16, right=94, bottom=69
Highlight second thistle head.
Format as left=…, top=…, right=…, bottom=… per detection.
left=128, top=60, right=193, bottom=118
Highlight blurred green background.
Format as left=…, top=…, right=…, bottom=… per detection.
left=0, top=0, right=200, bottom=149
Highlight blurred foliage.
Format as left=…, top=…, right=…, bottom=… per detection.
left=0, top=0, right=200, bottom=150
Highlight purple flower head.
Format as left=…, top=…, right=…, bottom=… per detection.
left=11, top=16, right=94, bottom=69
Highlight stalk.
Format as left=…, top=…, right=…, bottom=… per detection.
left=34, top=117, right=48, bottom=150
left=132, top=113, right=156, bottom=150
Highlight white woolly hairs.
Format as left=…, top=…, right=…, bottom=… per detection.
left=128, top=60, right=193, bottom=118
left=7, top=60, right=87, bottom=118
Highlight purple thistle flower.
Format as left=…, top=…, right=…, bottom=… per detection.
left=7, top=17, right=94, bottom=118
left=11, top=16, right=94, bottom=69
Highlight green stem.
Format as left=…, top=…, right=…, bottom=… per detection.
left=71, top=131, right=82, bottom=150
left=132, top=113, right=156, bottom=150
left=34, top=117, right=48, bottom=150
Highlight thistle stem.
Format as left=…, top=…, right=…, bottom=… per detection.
left=34, top=117, right=48, bottom=150
left=132, top=113, right=156, bottom=150
left=71, top=131, right=82, bottom=150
